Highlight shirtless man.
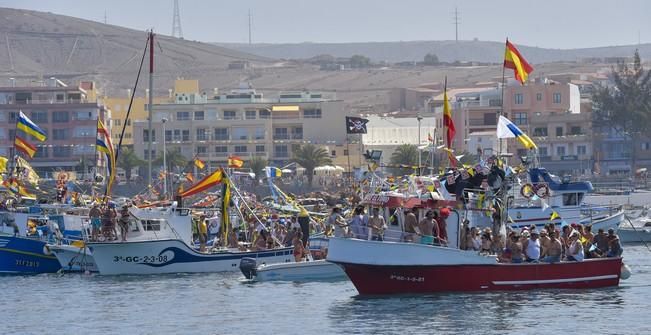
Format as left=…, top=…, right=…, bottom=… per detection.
left=510, top=233, right=524, bottom=263
left=543, top=231, right=563, bottom=263
left=538, top=229, right=551, bottom=258
left=368, top=208, right=387, bottom=241
left=418, top=211, right=438, bottom=245
left=403, top=209, right=418, bottom=242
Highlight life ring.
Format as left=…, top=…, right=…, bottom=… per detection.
left=535, top=184, right=550, bottom=198
left=43, top=244, right=52, bottom=256
left=520, top=183, right=535, bottom=199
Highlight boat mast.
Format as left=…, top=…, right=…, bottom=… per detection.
left=147, top=30, right=155, bottom=189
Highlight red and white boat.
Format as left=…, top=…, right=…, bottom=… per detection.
left=327, top=237, right=624, bottom=295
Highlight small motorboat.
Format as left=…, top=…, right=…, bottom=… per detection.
left=239, top=257, right=346, bottom=282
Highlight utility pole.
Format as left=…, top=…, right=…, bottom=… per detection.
left=248, top=9, right=252, bottom=45
left=453, top=7, right=460, bottom=42
left=172, top=0, right=184, bottom=39
left=104, top=10, right=107, bottom=24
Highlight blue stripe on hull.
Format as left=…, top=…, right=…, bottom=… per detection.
left=0, top=236, right=62, bottom=274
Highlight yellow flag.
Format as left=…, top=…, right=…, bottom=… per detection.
left=550, top=211, right=561, bottom=221
left=0, top=156, right=7, bottom=174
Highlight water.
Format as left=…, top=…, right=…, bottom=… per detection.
left=2, top=246, right=651, bottom=335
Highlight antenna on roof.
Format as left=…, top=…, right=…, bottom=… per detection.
left=172, top=0, right=184, bottom=39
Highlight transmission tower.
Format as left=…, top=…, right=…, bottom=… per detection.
left=452, top=7, right=460, bottom=42
left=172, top=0, right=184, bottom=39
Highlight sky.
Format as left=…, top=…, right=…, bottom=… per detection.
left=1, top=0, right=649, bottom=49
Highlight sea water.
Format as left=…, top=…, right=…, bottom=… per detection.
left=2, top=245, right=651, bottom=335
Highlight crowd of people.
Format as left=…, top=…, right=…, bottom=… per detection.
left=88, top=202, right=131, bottom=242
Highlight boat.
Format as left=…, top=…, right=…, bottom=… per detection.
left=0, top=206, right=90, bottom=274
left=239, top=258, right=346, bottom=282
left=87, top=204, right=294, bottom=275
left=327, top=237, right=624, bottom=295
left=616, top=216, right=651, bottom=244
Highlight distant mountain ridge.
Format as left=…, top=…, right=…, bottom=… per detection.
left=216, top=40, right=651, bottom=64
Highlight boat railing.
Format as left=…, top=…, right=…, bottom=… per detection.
left=581, top=204, right=623, bottom=222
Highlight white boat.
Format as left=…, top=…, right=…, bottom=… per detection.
left=87, top=204, right=293, bottom=275
left=47, top=242, right=98, bottom=272
left=616, top=216, right=651, bottom=244
left=239, top=258, right=346, bottom=282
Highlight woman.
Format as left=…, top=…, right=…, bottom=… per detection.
left=255, top=230, right=268, bottom=251
left=293, top=234, right=306, bottom=262
left=480, top=228, right=492, bottom=254
left=566, top=231, right=584, bottom=262
left=118, top=205, right=130, bottom=242
left=466, top=227, right=481, bottom=251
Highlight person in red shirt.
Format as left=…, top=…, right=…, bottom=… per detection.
left=435, top=208, right=450, bottom=246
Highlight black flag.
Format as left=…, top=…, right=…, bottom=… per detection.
left=346, top=116, right=369, bottom=134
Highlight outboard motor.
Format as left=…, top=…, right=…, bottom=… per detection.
left=239, top=257, right=258, bottom=280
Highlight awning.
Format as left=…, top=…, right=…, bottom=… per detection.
left=271, top=105, right=300, bottom=112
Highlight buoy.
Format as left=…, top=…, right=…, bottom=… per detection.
left=621, top=263, right=632, bottom=280
left=84, top=270, right=91, bottom=276
left=42, top=245, right=52, bottom=256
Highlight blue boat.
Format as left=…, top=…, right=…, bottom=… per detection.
left=0, top=235, right=61, bottom=274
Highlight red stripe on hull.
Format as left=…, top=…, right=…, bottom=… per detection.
left=338, top=258, right=622, bottom=295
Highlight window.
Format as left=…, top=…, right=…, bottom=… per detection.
left=556, top=127, right=563, bottom=137
left=74, top=111, right=92, bottom=120
left=31, top=111, right=48, bottom=123
left=143, top=129, right=156, bottom=142
left=303, top=109, right=322, bottom=118
left=556, top=146, right=566, bottom=156
left=165, top=130, right=172, bottom=142
left=538, top=147, right=548, bottom=156
left=562, top=193, right=579, bottom=206
left=570, top=126, right=582, bottom=135
left=52, top=146, right=72, bottom=157
left=259, top=109, right=271, bottom=119
left=142, top=220, right=161, bottom=231
left=331, top=150, right=337, bottom=156
left=254, top=127, right=265, bottom=140
left=8, top=112, right=16, bottom=122
left=291, top=127, right=303, bottom=139
left=73, top=127, right=94, bottom=138
left=126, top=119, right=131, bottom=126
left=514, top=93, right=524, bottom=105
left=343, top=149, right=349, bottom=156
left=214, top=146, right=228, bottom=156
left=144, top=150, right=156, bottom=160
left=533, top=127, right=548, bottom=136
left=173, top=129, right=181, bottom=141
left=194, top=111, right=204, bottom=120
left=232, top=127, right=249, bottom=140
left=642, top=143, right=651, bottom=151
left=256, top=145, right=265, bottom=153
left=182, top=130, right=190, bottom=141
left=52, top=111, right=69, bottom=123
left=245, top=110, right=257, bottom=120
left=234, top=145, right=247, bottom=153
left=483, top=113, right=497, bottom=125
left=223, top=110, right=237, bottom=120
left=196, top=146, right=207, bottom=155
left=536, top=93, right=542, bottom=101
left=53, top=129, right=68, bottom=140
left=176, top=111, right=190, bottom=121
left=214, top=128, right=228, bottom=140
left=274, top=128, right=288, bottom=140
left=114, top=119, right=122, bottom=126
left=517, top=149, right=528, bottom=158
left=34, top=146, right=48, bottom=158
left=275, top=145, right=288, bottom=157
left=196, top=128, right=208, bottom=141
left=513, top=112, right=527, bottom=125
left=577, top=145, right=587, bottom=155
left=553, top=93, right=562, bottom=104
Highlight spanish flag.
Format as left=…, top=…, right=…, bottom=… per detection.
left=179, top=168, right=223, bottom=198
left=194, top=158, right=205, bottom=170
left=443, top=82, right=455, bottom=149
left=227, top=155, right=244, bottom=168
left=14, top=136, right=37, bottom=158
left=185, top=172, right=194, bottom=183
left=504, top=40, right=533, bottom=85
left=17, top=111, right=47, bottom=142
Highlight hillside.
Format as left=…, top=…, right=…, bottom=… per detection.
left=217, top=40, right=651, bottom=63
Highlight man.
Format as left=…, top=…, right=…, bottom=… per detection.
left=436, top=208, right=450, bottom=245
left=543, top=230, right=562, bottom=263
left=523, top=230, right=541, bottom=262
left=198, top=215, right=208, bottom=252
left=368, top=208, right=386, bottom=241
left=592, top=228, right=609, bottom=256
left=327, top=206, right=347, bottom=237
left=403, top=209, right=418, bottom=242
left=418, top=211, right=438, bottom=245
left=89, top=204, right=102, bottom=241
left=118, top=205, right=130, bottom=242
left=510, top=233, right=524, bottom=263
left=607, top=229, right=623, bottom=257
left=297, top=209, right=310, bottom=247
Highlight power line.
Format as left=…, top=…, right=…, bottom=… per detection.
left=172, top=0, right=183, bottom=39
left=452, top=7, right=460, bottom=42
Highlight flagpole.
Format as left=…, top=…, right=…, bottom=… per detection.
left=11, top=110, right=21, bottom=179
left=499, top=38, right=508, bottom=160
left=346, top=135, right=352, bottom=182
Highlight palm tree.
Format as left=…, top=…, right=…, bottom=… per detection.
left=389, top=144, right=420, bottom=175
left=116, top=147, right=145, bottom=183
left=292, top=144, right=332, bottom=186
left=248, top=156, right=267, bottom=181
left=154, top=149, right=191, bottom=174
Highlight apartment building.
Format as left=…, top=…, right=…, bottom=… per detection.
left=132, top=84, right=349, bottom=171
left=0, top=78, right=109, bottom=174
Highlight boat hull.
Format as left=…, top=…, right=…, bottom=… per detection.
left=255, top=260, right=347, bottom=282
left=0, top=235, right=61, bottom=274
left=89, top=239, right=293, bottom=275
left=326, top=238, right=622, bottom=295
left=49, top=244, right=98, bottom=272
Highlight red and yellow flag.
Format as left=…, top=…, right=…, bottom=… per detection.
left=179, top=168, right=223, bottom=198
left=443, top=88, right=455, bottom=149
left=14, top=136, right=37, bottom=158
left=504, top=40, right=533, bottom=85
left=194, top=158, right=205, bottom=170
left=185, top=172, right=194, bottom=183
left=227, top=155, right=244, bottom=168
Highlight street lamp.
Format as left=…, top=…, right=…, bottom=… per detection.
left=162, top=117, right=168, bottom=198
